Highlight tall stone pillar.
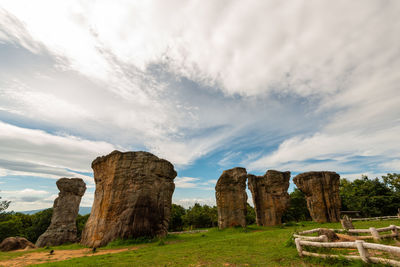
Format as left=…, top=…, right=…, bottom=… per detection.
left=293, top=171, right=341, bottom=222
left=36, top=178, right=86, bottom=247
left=248, top=170, right=290, bottom=226
left=215, top=167, right=248, bottom=229
left=81, top=150, right=177, bottom=247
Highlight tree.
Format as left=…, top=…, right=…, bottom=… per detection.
left=182, top=203, right=217, bottom=229
left=246, top=204, right=256, bottom=225
left=282, top=188, right=311, bottom=222
left=383, top=173, right=400, bottom=192
left=25, top=208, right=53, bottom=243
left=340, top=175, right=400, bottom=217
left=0, top=195, right=10, bottom=214
left=169, top=204, right=186, bottom=231
left=76, top=214, right=89, bottom=238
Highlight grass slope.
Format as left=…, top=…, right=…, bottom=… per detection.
left=2, top=219, right=399, bottom=266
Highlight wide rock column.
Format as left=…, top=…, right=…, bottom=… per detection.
left=36, top=178, right=86, bottom=247
left=81, top=151, right=177, bottom=247
left=248, top=170, right=290, bottom=226
left=215, top=167, right=248, bottom=229
left=293, top=171, right=341, bottom=223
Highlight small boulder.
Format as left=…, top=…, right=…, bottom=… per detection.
left=318, top=228, right=339, bottom=242
left=0, top=237, right=36, bottom=251
left=340, top=215, right=354, bottom=230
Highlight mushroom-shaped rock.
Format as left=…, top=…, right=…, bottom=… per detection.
left=293, top=171, right=341, bottom=223
left=81, top=151, right=177, bottom=247
left=215, top=167, right=248, bottom=229
left=248, top=170, right=290, bottom=226
left=0, top=237, right=36, bottom=251
left=35, top=178, right=86, bottom=247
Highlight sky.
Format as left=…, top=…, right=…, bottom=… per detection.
left=0, top=0, right=399, bottom=211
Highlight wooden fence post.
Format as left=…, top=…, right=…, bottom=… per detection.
left=390, top=225, right=398, bottom=238
left=369, top=227, right=380, bottom=241
left=295, top=238, right=303, bottom=257
left=355, top=240, right=369, bottom=263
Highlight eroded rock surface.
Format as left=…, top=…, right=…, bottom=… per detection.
left=248, top=170, right=290, bottom=226
left=293, top=171, right=341, bottom=223
left=35, top=178, right=86, bottom=247
left=81, top=151, right=177, bottom=247
left=0, top=237, right=35, bottom=251
left=215, top=167, right=247, bottom=229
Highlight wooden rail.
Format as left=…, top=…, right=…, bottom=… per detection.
left=295, top=238, right=400, bottom=266
left=297, top=225, right=400, bottom=241
left=352, top=216, right=399, bottom=221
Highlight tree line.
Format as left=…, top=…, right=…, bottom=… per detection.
left=0, top=173, right=399, bottom=243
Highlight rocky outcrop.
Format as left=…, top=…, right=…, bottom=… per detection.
left=36, top=178, right=86, bottom=247
left=0, top=237, right=35, bottom=251
left=293, top=171, right=341, bottom=223
left=248, top=170, right=290, bottom=226
left=215, top=167, right=248, bottom=229
left=81, top=151, right=177, bottom=247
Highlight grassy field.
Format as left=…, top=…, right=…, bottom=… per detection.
left=1, top=219, right=400, bottom=266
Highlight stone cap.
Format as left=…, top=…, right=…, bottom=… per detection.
left=91, top=150, right=177, bottom=178
left=56, top=178, right=86, bottom=196
left=293, top=171, right=339, bottom=182
left=216, top=167, right=247, bottom=188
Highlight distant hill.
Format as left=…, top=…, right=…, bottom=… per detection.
left=19, top=206, right=92, bottom=215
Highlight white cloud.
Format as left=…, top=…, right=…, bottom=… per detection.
left=80, top=191, right=94, bottom=208
left=173, top=197, right=215, bottom=208
left=174, top=177, right=200, bottom=188
left=2, top=188, right=52, bottom=211
left=2, top=0, right=399, bottom=98
left=218, top=151, right=242, bottom=167
left=175, top=177, right=215, bottom=190
left=0, top=0, right=399, bottom=200
left=0, top=121, right=114, bottom=182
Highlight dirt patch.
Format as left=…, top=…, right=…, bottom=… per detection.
left=336, top=233, right=359, bottom=242
left=0, top=247, right=136, bottom=267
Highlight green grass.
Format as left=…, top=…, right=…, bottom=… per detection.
left=2, top=219, right=400, bottom=266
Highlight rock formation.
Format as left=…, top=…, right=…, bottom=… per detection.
left=215, top=167, right=248, bottom=229
left=293, top=171, right=341, bottom=223
left=81, top=151, right=177, bottom=247
left=36, top=178, right=86, bottom=247
left=318, top=228, right=339, bottom=242
left=248, top=170, right=290, bottom=226
left=0, top=237, right=35, bottom=251
left=341, top=215, right=354, bottom=230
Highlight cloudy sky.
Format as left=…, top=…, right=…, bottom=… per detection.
left=0, top=0, right=399, bottom=211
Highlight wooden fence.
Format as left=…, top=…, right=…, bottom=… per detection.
left=295, top=238, right=400, bottom=266
left=351, top=215, right=399, bottom=221
left=295, top=225, right=400, bottom=265
left=297, top=225, right=400, bottom=241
